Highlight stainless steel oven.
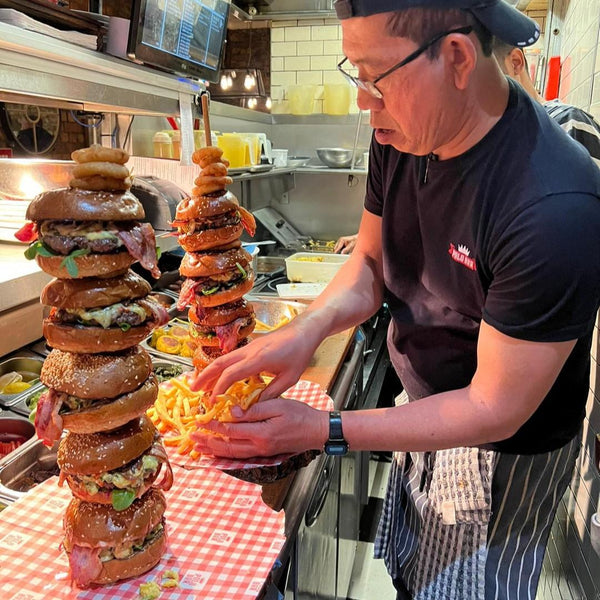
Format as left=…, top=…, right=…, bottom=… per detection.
left=284, top=329, right=366, bottom=600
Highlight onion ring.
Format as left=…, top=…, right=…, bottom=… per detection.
left=71, top=144, right=129, bottom=165
left=72, top=162, right=130, bottom=180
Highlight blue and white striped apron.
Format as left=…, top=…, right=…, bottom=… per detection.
left=374, top=391, right=581, bottom=600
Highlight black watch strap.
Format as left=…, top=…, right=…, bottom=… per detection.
left=324, top=410, right=349, bottom=455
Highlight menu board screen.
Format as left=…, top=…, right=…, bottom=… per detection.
left=129, top=0, right=230, bottom=82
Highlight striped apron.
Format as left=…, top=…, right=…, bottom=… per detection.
left=374, top=391, right=581, bottom=600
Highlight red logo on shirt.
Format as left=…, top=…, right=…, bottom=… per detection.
left=448, top=243, right=476, bottom=271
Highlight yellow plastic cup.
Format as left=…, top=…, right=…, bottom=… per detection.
left=217, top=134, right=246, bottom=168
left=288, top=85, right=317, bottom=115
left=323, top=84, right=351, bottom=115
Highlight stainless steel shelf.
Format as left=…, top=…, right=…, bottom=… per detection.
left=0, top=22, right=203, bottom=115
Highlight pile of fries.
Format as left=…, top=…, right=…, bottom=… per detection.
left=147, top=374, right=267, bottom=458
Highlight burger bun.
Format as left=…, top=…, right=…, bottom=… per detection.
left=26, top=187, right=144, bottom=222
left=41, top=270, right=151, bottom=309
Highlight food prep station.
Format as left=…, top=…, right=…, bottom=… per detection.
left=0, top=155, right=392, bottom=599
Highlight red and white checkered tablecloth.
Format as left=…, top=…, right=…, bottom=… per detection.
left=165, top=379, right=333, bottom=470
left=0, top=466, right=286, bottom=600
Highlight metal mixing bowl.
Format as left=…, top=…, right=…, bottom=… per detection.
left=316, top=148, right=356, bottom=168
left=287, top=156, right=311, bottom=168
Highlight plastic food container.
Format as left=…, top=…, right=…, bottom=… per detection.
left=285, top=252, right=350, bottom=283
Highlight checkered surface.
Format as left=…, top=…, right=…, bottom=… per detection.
left=0, top=466, right=286, bottom=599
left=167, top=379, right=333, bottom=470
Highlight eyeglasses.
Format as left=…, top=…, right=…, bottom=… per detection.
left=337, top=26, right=473, bottom=99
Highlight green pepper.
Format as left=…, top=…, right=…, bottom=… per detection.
left=236, top=262, right=247, bottom=278
left=112, top=488, right=136, bottom=511
left=201, top=286, right=219, bottom=296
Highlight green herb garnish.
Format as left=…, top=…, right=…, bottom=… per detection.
left=24, top=241, right=56, bottom=260
left=112, top=489, right=136, bottom=511
left=236, top=262, right=247, bottom=278
left=201, top=286, right=219, bottom=296
left=119, top=323, right=132, bottom=332
left=60, top=248, right=91, bottom=277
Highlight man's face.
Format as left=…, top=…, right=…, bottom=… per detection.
left=341, top=13, right=462, bottom=155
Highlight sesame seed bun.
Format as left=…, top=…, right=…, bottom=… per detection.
left=40, top=270, right=151, bottom=309
left=26, top=187, right=145, bottom=221
left=63, top=489, right=167, bottom=587
left=57, top=415, right=157, bottom=474
left=40, top=347, right=152, bottom=399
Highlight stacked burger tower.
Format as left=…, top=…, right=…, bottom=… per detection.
left=15, top=145, right=173, bottom=588
left=174, top=144, right=258, bottom=369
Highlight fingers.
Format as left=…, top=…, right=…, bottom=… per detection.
left=190, top=347, right=249, bottom=393
left=192, top=432, right=259, bottom=459
left=334, top=237, right=348, bottom=253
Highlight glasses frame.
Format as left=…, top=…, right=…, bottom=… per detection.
left=337, top=26, right=474, bottom=99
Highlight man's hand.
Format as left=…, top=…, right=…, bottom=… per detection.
left=334, top=234, right=358, bottom=254
left=190, top=314, right=321, bottom=400
left=190, top=398, right=329, bottom=459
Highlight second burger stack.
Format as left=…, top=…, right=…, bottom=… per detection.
left=17, top=144, right=173, bottom=588
left=174, top=146, right=257, bottom=370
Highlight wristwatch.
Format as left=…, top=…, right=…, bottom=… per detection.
left=324, top=410, right=349, bottom=456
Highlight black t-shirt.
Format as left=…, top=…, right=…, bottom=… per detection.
left=365, top=80, right=600, bottom=453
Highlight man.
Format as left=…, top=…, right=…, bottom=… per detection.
left=192, top=2, right=600, bottom=598
left=493, top=39, right=600, bottom=166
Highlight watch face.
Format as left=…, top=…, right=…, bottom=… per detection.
left=325, top=442, right=348, bottom=456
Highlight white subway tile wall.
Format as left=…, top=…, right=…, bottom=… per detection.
left=270, top=19, right=358, bottom=114
left=537, top=3, right=600, bottom=598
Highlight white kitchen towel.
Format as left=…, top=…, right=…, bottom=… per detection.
left=410, top=446, right=497, bottom=600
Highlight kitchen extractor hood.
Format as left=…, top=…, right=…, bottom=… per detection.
left=231, top=0, right=336, bottom=21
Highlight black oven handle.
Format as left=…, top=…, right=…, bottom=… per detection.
left=305, top=454, right=335, bottom=527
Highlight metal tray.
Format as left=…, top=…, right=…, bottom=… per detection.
left=141, top=318, right=194, bottom=366
left=4, top=382, right=46, bottom=417
left=150, top=360, right=193, bottom=384
left=0, top=413, right=36, bottom=465
left=248, top=297, right=306, bottom=334
left=0, top=436, right=59, bottom=500
left=0, top=357, right=44, bottom=406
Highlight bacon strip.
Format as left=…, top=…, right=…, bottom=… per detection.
left=69, top=544, right=103, bottom=588
left=215, top=317, right=245, bottom=353
left=34, top=388, right=64, bottom=447
left=238, top=206, right=256, bottom=237
left=149, top=442, right=173, bottom=491
left=177, top=279, right=199, bottom=311
left=139, top=298, right=169, bottom=328
left=116, top=223, right=161, bottom=279
left=14, top=221, right=38, bottom=243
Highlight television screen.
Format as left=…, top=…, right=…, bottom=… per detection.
left=128, top=0, right=230, bottom=83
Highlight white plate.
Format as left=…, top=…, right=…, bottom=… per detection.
left=276, top=282, right=327, bottom=300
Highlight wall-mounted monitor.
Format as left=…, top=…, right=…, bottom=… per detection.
left=128, top=0, right=230, bottom=83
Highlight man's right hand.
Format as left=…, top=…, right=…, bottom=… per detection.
left=334, top=234, right=358, bottom=254
left=190, top=314, right=321, bottom=400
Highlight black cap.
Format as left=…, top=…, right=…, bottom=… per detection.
left=334, top=0, right=540, bottom=47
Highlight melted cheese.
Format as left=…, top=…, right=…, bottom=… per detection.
left=66, top=303, right=147, bottom=329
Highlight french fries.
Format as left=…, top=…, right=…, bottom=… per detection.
left=254, top=315, right=291, bottom=332
left=147, top=374, right=268, bottom=458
